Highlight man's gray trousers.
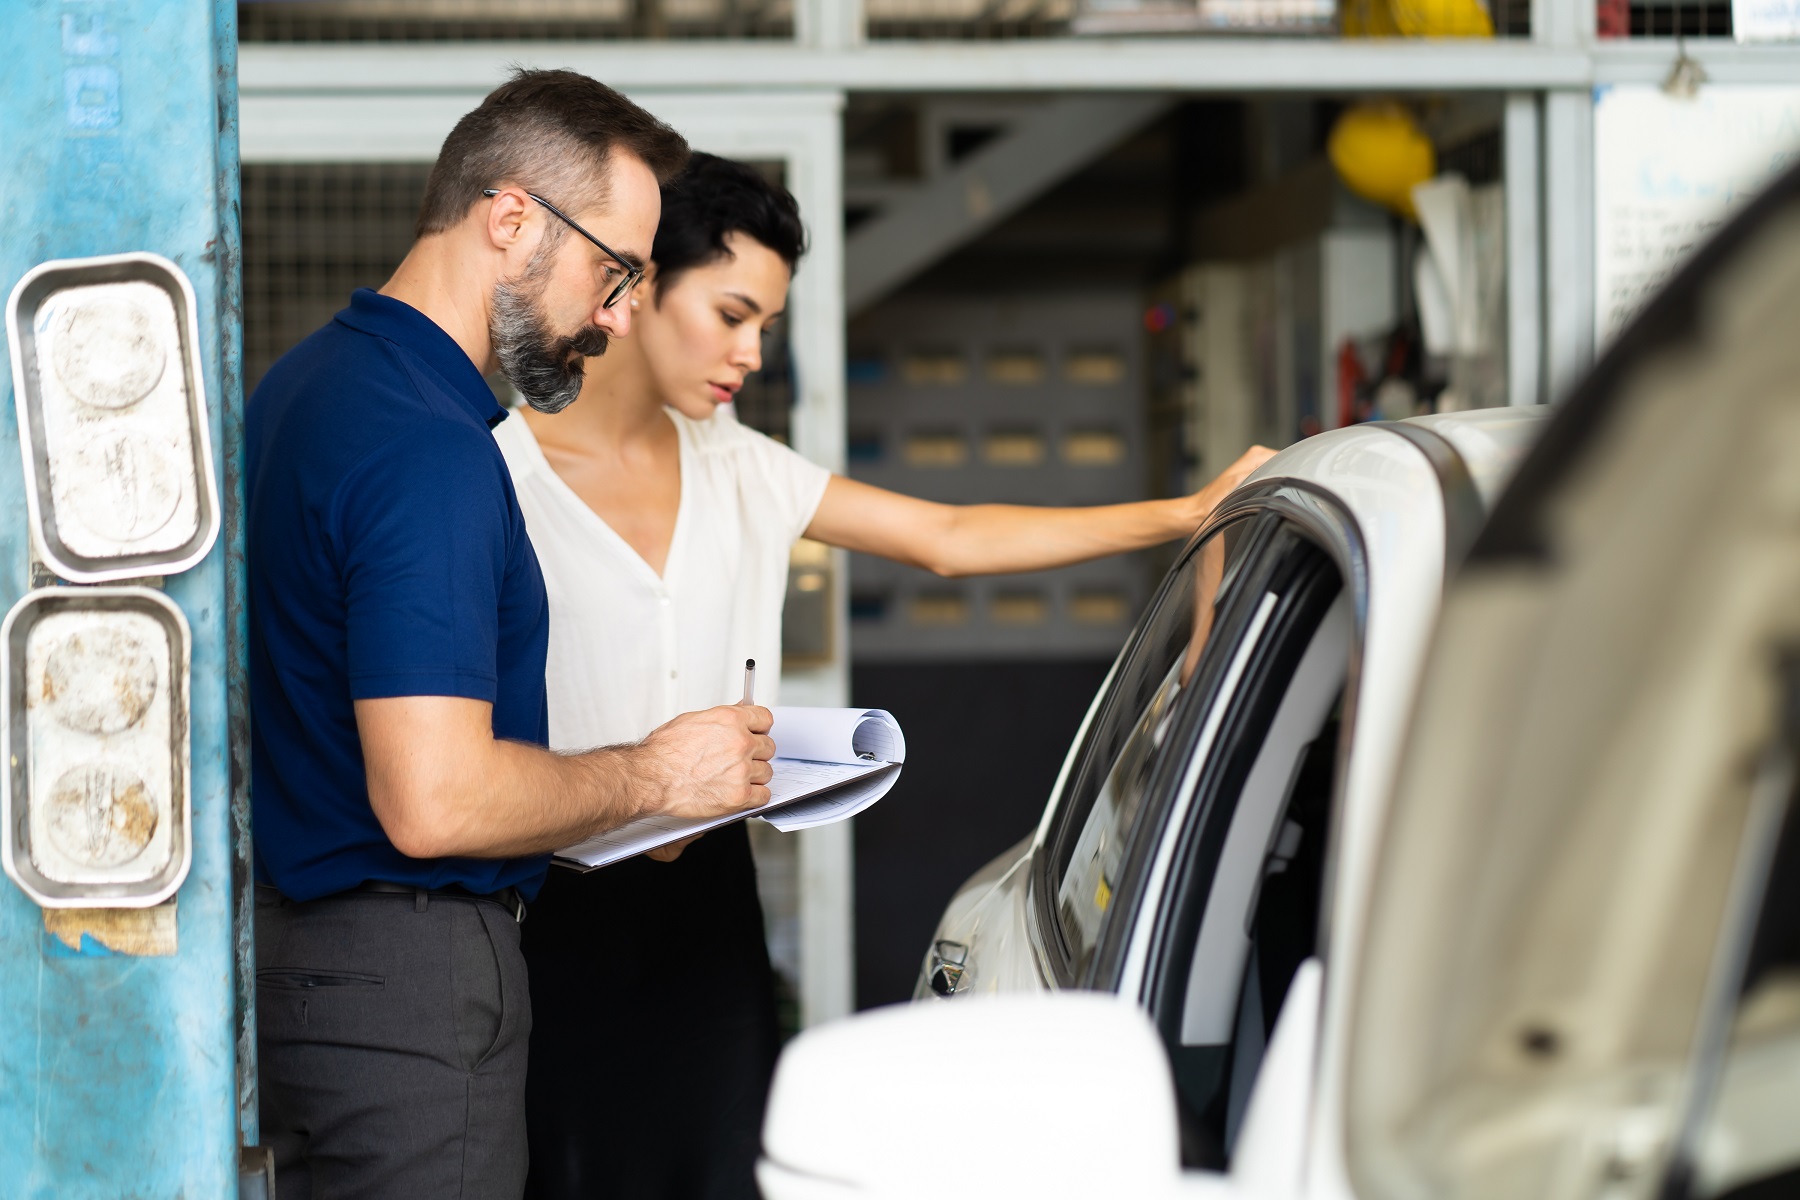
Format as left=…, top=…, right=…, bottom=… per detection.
left=255, top=885, right=532, bottom=1199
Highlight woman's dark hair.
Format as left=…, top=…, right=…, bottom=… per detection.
left=651, top=153, right=808, bottom=295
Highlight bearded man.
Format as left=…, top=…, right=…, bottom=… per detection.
left=245, top=70, right=777, bottom=1200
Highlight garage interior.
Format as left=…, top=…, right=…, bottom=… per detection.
left=234, top=0, right=1786, bottom=1028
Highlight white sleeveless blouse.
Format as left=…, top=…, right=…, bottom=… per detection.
left=493, top=407, right=831, bottom=752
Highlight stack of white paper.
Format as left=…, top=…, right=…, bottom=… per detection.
left=555, top=707, right=906, bottom=870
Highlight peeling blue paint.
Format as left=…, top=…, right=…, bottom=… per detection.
left=0, top=1, right=243, bottom=1194
left=61, top=65, right=120, bottom=131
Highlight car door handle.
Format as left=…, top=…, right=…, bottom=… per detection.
left=927, top=939, right=970, bottom=997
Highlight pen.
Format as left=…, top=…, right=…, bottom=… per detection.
left=741, top=658, right=756, bottom=706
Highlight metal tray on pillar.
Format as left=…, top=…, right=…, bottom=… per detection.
left=0, top=587, right=193, bottom=908
left=5, top=252, right=222, bottom=583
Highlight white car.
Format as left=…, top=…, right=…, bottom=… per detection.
left=758, top=167, right=1800, bottom=1200
left=913, top=407, right=1540, bottom=1157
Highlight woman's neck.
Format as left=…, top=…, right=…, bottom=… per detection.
left=521, top=333, right=669, bottom=456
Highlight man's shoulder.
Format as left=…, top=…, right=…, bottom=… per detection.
left=250, top=316, right=487, bottom=464
left=251, top=317, right=411, bottom=435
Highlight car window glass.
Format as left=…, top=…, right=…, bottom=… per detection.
left=1048, top=519, right=1259, bottom=978
left=1145, top=536, right=1350, bottom=1169
left=1180, top=591, right=1350, bottom=1046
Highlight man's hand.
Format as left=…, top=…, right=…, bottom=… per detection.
left=637, top=704, right=776, bottom=821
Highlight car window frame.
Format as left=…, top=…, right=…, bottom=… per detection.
left=1029, top=511, right=1279, bottom=987
left=1085, top=486, right=1368, bottom=999
left=1134, top=541, right=1344, bottom=1166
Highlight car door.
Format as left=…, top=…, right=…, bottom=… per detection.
left=1342, top=162, right=1800, bottom=1200
left=1025, top=483, right=1365, bottom=1169
left=1141, top=533, right=1350, bottom=1171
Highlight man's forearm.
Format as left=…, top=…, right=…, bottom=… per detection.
left=369, top=728, right=660, bottom=861
left=435, top=738, right=656, bottom=858
left=358, top=695, right=775, bottom=863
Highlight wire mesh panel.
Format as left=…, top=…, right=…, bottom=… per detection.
left=238, top=0, right=1745, bottom=43
left=242, top=161, right=794, bottom=440
left=238, top=0, right=794, bottom=41
left=863, top=0, right=1077, bottom=38
left=1073, top=0, right=1334, bottom=34
left=857, top=0, right=1731, bottom=39
left=1613, top=0, right=1733, bottom=35
left=243, top=163, right=431, bottom=392
left=862, top=0, right=1723, bottom=38
left=865, top=0, right=1534, bottom=36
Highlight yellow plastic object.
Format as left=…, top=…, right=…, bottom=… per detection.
left=1327, top=103, right=1437, bottom=219
left=1341, top=0, right=1494, bottom=36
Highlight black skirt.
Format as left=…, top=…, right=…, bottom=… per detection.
left=521, top=822, right=780, bottom=1200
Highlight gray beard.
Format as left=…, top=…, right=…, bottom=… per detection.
left=489, top=276, right=610, bottom=415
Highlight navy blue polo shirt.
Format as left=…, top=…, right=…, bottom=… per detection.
left=247, top=288, right=551, bottom=902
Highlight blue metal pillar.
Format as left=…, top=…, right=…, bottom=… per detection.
left=0, top=2, right=246, bottom=1194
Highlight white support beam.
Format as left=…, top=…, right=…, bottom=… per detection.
left=844, top=94, right=1171, bottom=314
left=239, top=89, right=840, bottom=163
left=1543, top=87, right=1594, bottom=405
left=1503, top=92, right=1543, bottom=407
left=240, top=40, right=1596, bottom=95
left=600, top=95, right=856, bottom=1028
left=239, top=39, right=1800, bottom=97
left=1589, top=41, right=1800, bottom=83
left=796, top=0, right=863, bottom=48
left=654, top=95, right=856, bottom=1028
left=1537, top=0, right=1590, bottom=48
left=634, top=96, right=856, bottom=1028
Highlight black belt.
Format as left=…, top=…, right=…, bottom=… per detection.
left=352, top=880, right=527, bottom=923
left=255, top=880, right=527, bottom=923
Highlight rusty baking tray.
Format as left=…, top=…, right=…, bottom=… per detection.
left=1, top=587, right=193, bottom=908
left=6, top=252, right=221, bottom=583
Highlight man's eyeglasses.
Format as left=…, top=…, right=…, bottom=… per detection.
left=482, top=188, right=644, bottom=309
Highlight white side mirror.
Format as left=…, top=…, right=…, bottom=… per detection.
left=758, top=993, right=1227, bottom=1200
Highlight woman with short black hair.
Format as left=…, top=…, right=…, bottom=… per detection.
left=499, top=153, right=1270, bottom=1199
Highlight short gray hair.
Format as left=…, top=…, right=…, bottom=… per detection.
left=415, top=68, right=689, bottom=238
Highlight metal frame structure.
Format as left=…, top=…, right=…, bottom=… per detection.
left=237, top=3, right=1800, bottom=1024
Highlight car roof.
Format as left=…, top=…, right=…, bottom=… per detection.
left=1246, top=407, right=1548, bottom=520
left=1404, top=405, right=1551, bottom=509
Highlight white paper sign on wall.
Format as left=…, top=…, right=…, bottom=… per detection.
left=1734, top=0, right=1800, bottom=42
left=1595, top=84, right=1800, bottom=345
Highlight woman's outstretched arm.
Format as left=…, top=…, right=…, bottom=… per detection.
left=803, top=445, right=1276, bottom=578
